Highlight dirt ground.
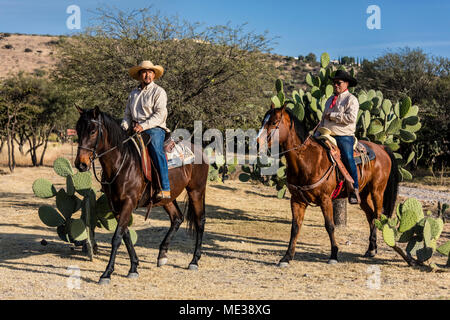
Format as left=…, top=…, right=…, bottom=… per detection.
left=0, top=165, right=448, bottom=300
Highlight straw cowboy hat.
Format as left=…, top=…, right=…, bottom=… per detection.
left=129, top=60, right=164, bottom=81
left=331, top=70, right=357, bottom=87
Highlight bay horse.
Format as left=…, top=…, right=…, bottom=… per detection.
left=75, top=106, right=209, bottom=285
left=257, top=104, right=399, bottom=266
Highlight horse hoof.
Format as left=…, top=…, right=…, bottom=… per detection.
left=157, top=258, right=168, bottom=267
left=98, top=278, right=110, bottom=285
left=188, top=264, right=198, bottom=271
left=364, top=250, right=377, bottom=258
left=278, top=262, right=289, bottom=268
left=127, top=272, right=139, bottom=279
left=327, top=259, right=338, bottom=265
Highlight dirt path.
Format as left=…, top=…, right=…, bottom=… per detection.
left=0, top=166, right=448, bottom=300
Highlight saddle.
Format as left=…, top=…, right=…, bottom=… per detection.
left=314, top=127, right=376, bottom=198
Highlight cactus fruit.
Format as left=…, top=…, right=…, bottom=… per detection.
left=53, top=157, right=74, bottom=177
left=32, top=178, right=57, bottom=198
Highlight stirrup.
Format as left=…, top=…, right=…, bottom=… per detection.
left=348, top=189, right=361, bottom=204
left=156, top=190, right=171, bottom=200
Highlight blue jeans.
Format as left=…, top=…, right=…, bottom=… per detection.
left=144, top=127, right=170, bottom=191
left=334, top=136, right=359, bottom=190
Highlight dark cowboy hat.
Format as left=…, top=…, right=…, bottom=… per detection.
left=332, top=70, right=357, bottom=87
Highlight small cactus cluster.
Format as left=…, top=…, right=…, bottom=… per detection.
left=206, top=148, right=237, bottom=183
left=375, top=198, right=450, bottom=269
left=32, top=157, right=137, bottom=260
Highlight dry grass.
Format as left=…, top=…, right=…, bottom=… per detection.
left=0, top=142, right=74, bottom=168
left=0, top=165, right=448, bottom=300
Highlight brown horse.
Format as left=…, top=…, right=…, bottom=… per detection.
left=257, top=104, right=399, bottom=266
left=75, top=106, right=209, bottom=284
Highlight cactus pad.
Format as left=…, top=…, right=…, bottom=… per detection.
left=32, top=178, right=57, bottom=198
left=416, top=247, right=433, bottom=262
left=122, top=229, right=138, bottom=246
left=397, top=228, right=415, bottom=243
left=38, top=205, right=65, bottom=227
left=57, top=224, right=70, bottom=243
left=69, top=219, right=88, bottom=241
left=56, top=189, right=81, bottom=219
left=382, top=224, right=395, bottom=247
left=95, top=194, right=112, bottom=217
left=53, top=157, right=74, bottom=177
left=429, top=218, right=443, bottom=240
left=401, top=198, right=423, bottom=221
left=437, top=241, right=450, bottom=256
left=72, top=171, right=92, bottom=194
left=406, top=237, right=424, bottom=256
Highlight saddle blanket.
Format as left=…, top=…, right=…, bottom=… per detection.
left=166, top=141, right=195, bottom=169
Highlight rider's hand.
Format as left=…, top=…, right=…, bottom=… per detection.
left=133, top=124, right=144, bottom=133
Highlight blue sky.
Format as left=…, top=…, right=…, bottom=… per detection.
left=1, top=0, right=449, bottom=60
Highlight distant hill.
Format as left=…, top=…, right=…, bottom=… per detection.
left=0, top=33, right=356, bottom=95
left=0, top=33, right=60, bottom=79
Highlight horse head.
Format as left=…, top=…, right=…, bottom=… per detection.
left=256, top=103, right=291, bottom=152
left=74, top=106, right=102, bottom=172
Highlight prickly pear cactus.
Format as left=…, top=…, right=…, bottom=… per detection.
left=375, top=197, right=450, bottom=270
left=32, top=157, right=137, bottom=260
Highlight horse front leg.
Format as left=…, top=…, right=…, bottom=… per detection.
left=321, top=197, right=339, bottom=264
left=99, top=199, right=135, bottom=285
left=279, top=199, right=306, bottom=267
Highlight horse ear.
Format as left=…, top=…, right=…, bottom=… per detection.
left=75, top=104, right=83, bottom=114
left=270, top=102, right=275, bottom=109
left=93, top=106, right=100, bottom=118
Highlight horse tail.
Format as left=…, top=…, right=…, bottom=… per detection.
left=382, top=146, right=399, bottom=217
left=185, top=190, right=206, bottom=236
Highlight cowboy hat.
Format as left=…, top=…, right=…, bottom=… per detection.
left=331, top=70, right=357, bottom=87
left=129, top=60, right=164, bottom=81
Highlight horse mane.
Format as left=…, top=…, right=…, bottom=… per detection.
left=283, top=108, right=307, bottom=142
left=98, top=111, right=138, bottom=159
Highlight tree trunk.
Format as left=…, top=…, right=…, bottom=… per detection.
left=333, top=198, right=347, bottom=227
left=39, top=126, right=54, bottom=166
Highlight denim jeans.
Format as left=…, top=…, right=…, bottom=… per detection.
left=334, top=135, right=359, bottom=190
left=144, top=127, right=170, bottom=191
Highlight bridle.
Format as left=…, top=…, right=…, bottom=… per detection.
left=77, top=115, right=134, bottom=185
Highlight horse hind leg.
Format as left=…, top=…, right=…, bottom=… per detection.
left=186, top=189, right=206, bottom=270
left=360, top=190, right=378, bottom=257
left=157, top=200, right=184, bottom=267
left=321, top=198, right=339, bottom=264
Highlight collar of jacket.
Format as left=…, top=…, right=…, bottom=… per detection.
left=138, top=81, right=155, bottom=91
